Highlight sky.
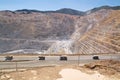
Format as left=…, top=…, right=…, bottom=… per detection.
left=0, top=0, right=120, bottom=11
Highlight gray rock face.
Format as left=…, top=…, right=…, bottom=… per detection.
left=0, top=10, right=77, bottom=53
left=0, top=7, right=120, bottom=54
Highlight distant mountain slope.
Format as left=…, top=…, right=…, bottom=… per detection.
left=0, top=6, right=120, bottom=54
left=0, top=11, right=77, bottom=53
left=44, top=8, right=120, bottom=54
left=0, top=12, right=77, bottom=40
left=71, top=9, right=120, bottom=54
left=87, top=5, right=120, bottom=14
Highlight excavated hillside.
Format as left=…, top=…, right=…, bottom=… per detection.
left=71, top=9, right=120, bottom=54
left=0, top=6, right=120, bottom=54
left=48, top=9, right=120, bottom=54
left=0, top=11, right=77, bottom=53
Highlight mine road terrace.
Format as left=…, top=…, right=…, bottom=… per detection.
left=0, top=53, right=120, bottom=71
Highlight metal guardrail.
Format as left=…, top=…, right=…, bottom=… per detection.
left=0, top=52, right=119, bottom=56
left=0, top=54, right=120, bottom=73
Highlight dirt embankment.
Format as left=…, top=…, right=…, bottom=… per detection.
left=84, top=60, right=120, bottom=79
left=0, top=60, right=120, bottom=80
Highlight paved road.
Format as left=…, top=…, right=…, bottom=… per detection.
left=0, top=37, right=57, bottom=43
left=0, top=54, right=120, bottom=69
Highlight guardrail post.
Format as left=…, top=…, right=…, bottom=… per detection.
left=78, top=54, right=80, bottom=66
left=15, top=61, right=18, bottom=71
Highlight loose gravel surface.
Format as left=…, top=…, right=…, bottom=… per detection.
left=0, top=60, right=120, bottom=80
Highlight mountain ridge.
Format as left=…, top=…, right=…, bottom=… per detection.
left=1, top=5, right=120, bottom=15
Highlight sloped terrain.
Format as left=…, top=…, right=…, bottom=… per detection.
left=0, top=6, right=120, bottom=54
left=71, top=9, right=120, bottom=54
left=84, top=60, right=120, bottom=78
left=48, top=9, right=120, bottom=54
left=0, top=11, right=77, bottom=53
left=0, top=60, right=120, bottom=80
left=0, top=12, right=76, bottom=39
